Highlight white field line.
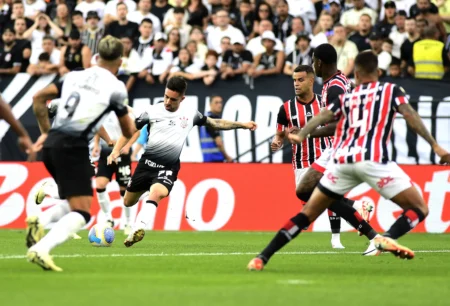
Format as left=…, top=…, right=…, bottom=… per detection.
left=1, top=250, right=449, bottom=260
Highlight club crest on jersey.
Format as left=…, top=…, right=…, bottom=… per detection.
left=180, top=116, right=188, bottom=128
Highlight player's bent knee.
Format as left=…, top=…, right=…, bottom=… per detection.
left=296, top=190, right=312, bottom=202
left=73, top=209, right=91, bottom=224
left=95, top=178, right=109, bottom=189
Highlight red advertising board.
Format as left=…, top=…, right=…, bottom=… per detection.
left=0, top=162, right=449, bottom=232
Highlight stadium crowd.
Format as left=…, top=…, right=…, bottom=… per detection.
left=0, top=0, right=449, bottom=87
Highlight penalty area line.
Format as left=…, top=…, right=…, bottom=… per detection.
left=1, top=250, right=450, bottom=260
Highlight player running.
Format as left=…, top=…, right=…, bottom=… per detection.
left=28, top=35, right=136, bottom=271
left=248, top=51, right=450, bottom=271
left=108, top=76, right=257, bottom=247
left=273, top=65, right=379, bottom=253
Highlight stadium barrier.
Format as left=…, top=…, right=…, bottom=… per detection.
left=0, top=162, right=448, bottom=233
left=1, top=74, right=449, bottom=163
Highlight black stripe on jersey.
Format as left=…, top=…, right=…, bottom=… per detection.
left=335, top=95, right=351, bottom=163
left=289, top=99, right=301, bottom=167
left=364, top=83, right=382, bottom=161
left=320, top=137, right=326, bottom=150
left=381, top=104, right=395, bottom=163
left=346, top=83, right=368, bottom=163
left=304, top=103, right=316, bottom=163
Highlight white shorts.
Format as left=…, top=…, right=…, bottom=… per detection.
left=318, top=161, right=413, bottom=200
left=311, top=148, right=333, bottom=174
left=294, top=168, right=310, bottom=186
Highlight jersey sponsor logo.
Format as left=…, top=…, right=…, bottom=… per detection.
left=327, top=172, right=338, bottom=184
left=376, top=176, right=394, bottom=189
left=180, top=116, right=188, bottom=128
left=169, top=120, right=176, bottom=126
left=4, top=53, right=11, bottom=62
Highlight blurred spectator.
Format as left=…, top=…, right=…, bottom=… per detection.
left=8, top=1, right=34, bottom=29
left=190, top=26, right=208, bottom=60
left=416, top=17, right=428, bottom=37
left=72, top=11, right=87, bottom=33
left=409, top=26, right=450, bottom=79
left=104, top=2, right=139, bottom=39
left=24, top=0, right=46, bottom=20
left=142, top=32, right=173, bottom=83
left=329, top=0, right=342, bottom=26
left=186, top=40, right=204, bottom=64
left=286, top=0, right=316, bottom=32
left=164, top=7, right=192, bottom=46
left=246, top=20, right=283, bottom=56
left=0, top=28, right=23, bottom=75
left=167, top=28, right=181, bottom=57
left=369, top=32, right=392, bottom=75
left=134, top=18, right=154, bottom=56
left=163, top=0, right=188, bottom=29
left=389, top=10, right=408, bottom=59
left=218, top=36, right=231, bottom=65
left=311, top=12, right=333, bottom=48
left=349, top=14, right=372, bottom=51
left=375, top=1, right=397, bottom=38
left=24, top=14, right=63, bottom=64
left=53, top=3, right=73, bottom=39
left=207, top=9, right=245, bottom=53
left=0, top=0, right=9, bottom=33
left=128, top=0, right=162, bottom=33
left=340, top=0, right=377, bottom=33
left=411, top=0, right=446, bottom=38
left=104, top=0, right=137, bottom=25
left=248, top=30, right=284, bottom=78
left=379, top=0, right=415, bottom=22
left=200, top=50, right=220, bottom=85
left=274, top=0, right=294, bottom=43
left=14, top=18, right=32, bottom=71
left=235, top=0, right=255, bottom=38
left=219, top=0, right=239, bottom=24
left=152, top=0, right=172, bottom=25
left=389, top=58, right=402, bottom=77
left=252, top=2, right=274, bottom=39
left=75, top=0, right=105, bottom=21
left=331, top=23, right=358, bottom=76
left=59, top=30, right=91, bottom=76
left=200, top=96, right=233, bottom=162
left=169, top=47, right=201, bottom=78
left=284, top=34, right=313, bottom=75
left=187, top=0, right=208, bottom=28
left=221, top=35, right=253, bottom=79
left=45, top=0, right=75, bottom=21
left=118, top=36, right=145, bottom=91
left=401, top=17, right=421, bottom=72
left=27, top=35, right=60, bottom=75
left=81, top=11, right=103, bottom=54
left=285, top=16, right=308, bottom=54
left=433, top=0, right=450, bottom=34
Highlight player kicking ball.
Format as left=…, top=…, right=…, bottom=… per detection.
left=248, top=51, right=450, bottom=271
left=108, top=76, right=257, bottom=247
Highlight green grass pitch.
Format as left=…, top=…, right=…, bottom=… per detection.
left=1, top=231, right=449, bottom=306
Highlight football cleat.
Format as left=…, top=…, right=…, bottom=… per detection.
left=374, top=236, right=414, bottom=260
left=247, top=257, right=264, bottom=271
left=331, top=241, right=345, bottom=249
left=363, top=238, right=381, bottom=256
left=124, top=229, right=145, bottom=248
left=34, top=182, right=48, bottom=205
left=26, top=216, right=44, bottom=248
left=358, top=201, right=374, bottom=236
left=27, top=250, right=62, bottom=272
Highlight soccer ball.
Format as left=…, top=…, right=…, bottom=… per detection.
left=88, top=224, right=115, bottom=247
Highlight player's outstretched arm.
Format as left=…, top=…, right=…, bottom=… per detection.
left=398, top=104, right=450, bottom=164
left=205, top=117, right=257, bottom=131
left=309, top=121, right=338, bottom=138
left=288, top=109, right=335, bottom=144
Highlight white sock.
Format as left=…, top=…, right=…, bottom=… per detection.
left=352, top=200, right=363, bottom=211
left=132, top=200, right=157, bottom=231
left=44, top=182, right=60, bottom=199
left=124, top=206, right=131, bottom=225
left=31, top=212, right=86, bottom=253
left=39, top=201, right=71, bottom=227
left=97, top=190, right=112, bottom=220
left=331, top=233, right=341, bottom=241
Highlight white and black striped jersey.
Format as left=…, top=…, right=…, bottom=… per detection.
left=135, top=102, right=207, bottom=166
left=45, top=66, right=129, bottom=148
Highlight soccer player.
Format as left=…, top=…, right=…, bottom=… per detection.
left=28, top=35, right=136, bottom=272
left=108, top=76, right=257, bottom=247
left=248, top=51, right=450, bottom=271
left=273, top=65, right=379, bottom=253
left=0, top=95, right=34, bottom=160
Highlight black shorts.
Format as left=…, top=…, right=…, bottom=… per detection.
left=96, top=147, right=132, bottom=187
left=126, top=158, right=180, bottom=194
left=43, top=146, right=94, bottom=199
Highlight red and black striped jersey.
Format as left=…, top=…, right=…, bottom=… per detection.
left=277, top=94, right=332, bottom=169
left=328, top=82, right=409, bottom=164
left=321, top=70, right=352, bottom=107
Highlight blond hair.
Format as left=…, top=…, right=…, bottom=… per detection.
left=98, top=35, right=123, bottom=61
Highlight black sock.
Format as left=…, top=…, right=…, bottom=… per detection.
left=258, top=213, right=310, bottom=264
left=329, top=198, right=377, bottom=240
left=385, top=208, right=425, bottom=239
left=328, top=210, right=341, bottom=234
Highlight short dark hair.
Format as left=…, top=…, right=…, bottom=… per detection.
left=167, top=76, right=187, bottom=95
left=3, top=27, right=15, bottom=35
left=72, top=10, right=83, bottom=17
left=294, top=65, right=315, bottom=75
left=240, top=0, right=251, bottom=5
left=117, top=2, right=127, bottom=8
left=423, top=26, right=438, bottom=38
left=389, top=57, right=401, bottom=66
left=293, top=16, right=305, bottom=26
left=173, top=7, right=185, bottom=14
left=43, top=35, right=55, bottom=42
left=313, top=43, right=337, bottom=64
left=360, top=13, right=372, bottom=21
left=397, top=10, right=407, bottom=17
left=210, top=95, right=222, bottom=103
left=205, top=50, right=219, bottom=59
left=12, top=1, right=23, bottom=7
left=141, top=18, right=153, bottom=25
left=383, top=38, right=394, bottom=45
left=38, top=52, right=50, bottom=62
left=355, top=51, right=378, bottom=75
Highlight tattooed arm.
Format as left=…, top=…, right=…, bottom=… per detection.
left=288, top=109, right=335, bottom=144
left=205, top=117, right=257, bottom=131
left=32, top=83, right=59, bottom=134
